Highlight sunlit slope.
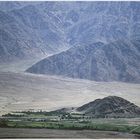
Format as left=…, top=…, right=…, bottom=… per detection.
left=0, top=71, right=139, bottom=115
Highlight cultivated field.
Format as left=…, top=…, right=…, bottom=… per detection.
left=0, top=112, right=140, bottom=137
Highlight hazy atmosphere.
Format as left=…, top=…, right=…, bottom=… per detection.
left=0, top=1, right=140, bottom=138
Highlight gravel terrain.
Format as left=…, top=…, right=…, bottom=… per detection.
left=0, top=128, right=139, bottom=138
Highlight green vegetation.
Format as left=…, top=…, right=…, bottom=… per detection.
left=0, top=119, right=9, bottom=127
left=1, top=111, right=140, bottom=135
left=131, top=126, right=140, bottom=134
left=0, top=119, right=139, bottom=135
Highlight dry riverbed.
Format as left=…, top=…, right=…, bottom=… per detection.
left=0, top=128, right=140, bottom=138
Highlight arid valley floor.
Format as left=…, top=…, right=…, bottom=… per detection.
left=0, top=71, right=140, bottom=116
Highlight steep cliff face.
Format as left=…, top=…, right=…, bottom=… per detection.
left=26, top=40, right=140, bottom=83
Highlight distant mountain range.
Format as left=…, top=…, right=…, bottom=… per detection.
left=53, top=96, right=140, bottom=118
left=26, top=40, right=140, bottom=83
left=1, top=1, right=140, bottom=63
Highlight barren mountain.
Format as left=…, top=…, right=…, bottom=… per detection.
left=1, top=2, right=140, bottom=62
left=26, top=40, right=140, bottom=83
left=77, top=96, right=140, bottom=118
left=0, top=3, right=69, bottom=62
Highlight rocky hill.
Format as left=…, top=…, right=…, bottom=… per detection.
left=77, top=96, right=140, bottom=118
left=49, top=96, right=140, bottom=118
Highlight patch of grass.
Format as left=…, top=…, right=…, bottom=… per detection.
left=0, top=119, right=9, bottom=127
left=131, top=126, right=140, bottom=134
left=54, top=122, right=137, bottom=132
left=2, top=119, right=140, bottom=135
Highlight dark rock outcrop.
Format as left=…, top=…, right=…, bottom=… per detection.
left=77, top=96, right=140, bottom=118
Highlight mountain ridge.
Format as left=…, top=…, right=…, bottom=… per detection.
left=1, top=2, right=140, bottom=63
left=26, top=40, right=140, bottom=83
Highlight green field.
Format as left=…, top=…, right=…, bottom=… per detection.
left=1, top=111, right=140, bottom=135
left=0, top=118, right=140, bottom=135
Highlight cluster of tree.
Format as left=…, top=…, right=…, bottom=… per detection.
left=2, top=113, right=25, bottom=117
left=0, top=119, right=8, bottom=127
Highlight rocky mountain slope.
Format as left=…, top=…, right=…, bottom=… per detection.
left=1, top=1, right=140, bottom=62
left=0, top=2, right=30, bottom=11
left=38, top=2, right=140, bottom=46
left=26, top=40, right=140, bottom=83
left=0, top=2, right=69, bottom=62
left=76, top=96, right=140, bottom=118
